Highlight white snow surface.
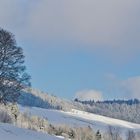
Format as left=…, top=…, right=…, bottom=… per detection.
left=20, top=106, right=140, bottom=132
left=0, top=123, right=62, bottom=140
left=1, top=106, right=140, bottom=140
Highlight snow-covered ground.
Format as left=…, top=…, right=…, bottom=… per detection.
left=0, top=123, right=62, bottom=140
left=1, top=106, right=140, bottom=140
left=20, top=106, right=140, bottom=133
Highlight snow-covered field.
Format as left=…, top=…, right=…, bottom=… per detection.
left=1, top=106, right=140, bottom=140
left=20, top=106, right=140, bottom=133
left=0, top=123, right=62, bottom=140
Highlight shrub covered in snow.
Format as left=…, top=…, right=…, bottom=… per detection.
left=16, top=111, right=49, bottom=132
left=48, top=124, right=96, bottom=140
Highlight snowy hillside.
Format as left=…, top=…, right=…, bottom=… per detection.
left=19, top=88, right=140, bottom=124
left=0, top=123, right=62, bottom=140
left=1, top=104, right=140, bottom=140
left=20, top=106, right=140, bottom=133
left=18, top=88, right=77, bottom=110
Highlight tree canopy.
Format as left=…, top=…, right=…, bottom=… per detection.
left=0, top=28, right=30, bottom=104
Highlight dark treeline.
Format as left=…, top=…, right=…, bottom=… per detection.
left=74, top=98, right=140, bottom=106
left=74, top=98, right=140, bottom=124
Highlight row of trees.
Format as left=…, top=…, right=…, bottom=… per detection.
left=0, top=28, right=30, bottom=104
left=74, top=99, right=140, bottom=124
left=75, top=98, right=140, bottom=105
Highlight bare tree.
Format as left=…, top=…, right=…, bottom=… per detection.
left=0, top=28, right=30, bottom=104
left=106, top=126, right=122, bottom=140
left=126, top=130, right=136, bottom=140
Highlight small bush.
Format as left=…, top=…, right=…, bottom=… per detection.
left=17, top=112, right=48, bottom=132
left=48, top=124, right=95, bottom=140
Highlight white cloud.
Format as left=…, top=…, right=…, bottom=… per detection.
left=75, top=89, right=103, bottom=101
left=75, top=76, right=140, bottom=101
left=26, top=0, right=140, bottom=50
left=121, top=76, right=140, bottom=99
left=106, top=75, right=140, bottom=99
left=0, top=0, right=140, bottom=58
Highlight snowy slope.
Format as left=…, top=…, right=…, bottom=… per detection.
left=2, top=106, right=139, bottom=140
left=0, top=123, right=62, bottom=140
left=68, top=109, right=140, bottom=129
left=20, top=106, right=140, bottom=133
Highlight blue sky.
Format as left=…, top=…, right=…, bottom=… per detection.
left=0, top=0, right=140, bottom=100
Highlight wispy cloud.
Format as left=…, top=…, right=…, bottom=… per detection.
left=75, top=89, right=103, bottom=101
left=121, top=76, right=140, bottom=99
left=106, top=75, right=140, bottom=99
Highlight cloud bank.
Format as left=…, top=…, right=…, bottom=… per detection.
left=106, top=75, right=140, bottom=99
left=75, top=89, right=103, bottom=101
left=121, top=77, right=140, bottom=99
left=0, top=0, right=140, bottom=53
left=75, top=76, right=140, bottom=101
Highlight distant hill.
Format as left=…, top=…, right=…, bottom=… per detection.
left=18, top=88, right=140, bottom=124
left=18, top=88, right=84, bottom=111
left=74, top=98, right=140, bottom=124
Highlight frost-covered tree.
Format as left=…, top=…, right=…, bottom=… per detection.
left=0, top=28, right=30, bottom=104
left=126, top=130, right=136, bottom=140
left=106, top=126, right=122, bottom=140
